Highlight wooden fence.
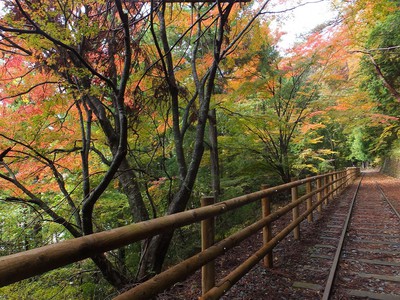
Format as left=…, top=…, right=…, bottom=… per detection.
left=0, top=167, right=360, bottom=299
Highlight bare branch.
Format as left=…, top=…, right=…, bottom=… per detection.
left=0, top=81, right=60, bottom=101
left=0, top=147, right=12, bottom=161
left=0, top=33, right=33, bottom=56
left=0, top=172, right=82, bottom=237
left=261, top=0, right=326, bottom=15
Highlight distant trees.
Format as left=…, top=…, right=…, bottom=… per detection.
left=350, top=4, right=400, bottom=159
left=219, top=35, right=340, bottom=183
left=244, top=59, right=321, bottom=183
left=361, top=11, right=400, bottom=106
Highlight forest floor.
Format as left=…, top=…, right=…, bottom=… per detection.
left=157, top=170, right=400, bottom=299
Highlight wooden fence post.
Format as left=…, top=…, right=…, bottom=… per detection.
left=317, top=177, right=322, bottom=213
left=291, top=179, right=300, bottom=240
left=261, top=184, right=273, bottom=268
left=329, top=174, right=334, bottom=200
left=341, top=170, right=346, bottom=191
left=306, top=177, right=313, bottom=223
left=324, top=174, right=329, bottom=205
left=201, top=196, right=215, bottom=295
left=333, top=173, right=337, bottom=198
left=346, top=167, right=359, bottom=184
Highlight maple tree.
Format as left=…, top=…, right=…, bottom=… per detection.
left=241, top=57, right=322, bottom=183
left=0, top=0, right=151, bottom=288
left=277, top=0, right=400, bottom=170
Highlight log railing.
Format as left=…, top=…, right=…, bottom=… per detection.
left=0, top=167, right=360, bottom=299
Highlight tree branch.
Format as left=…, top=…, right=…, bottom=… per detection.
left=350, top=49, right=400, bottom=101
left=0, top=81, right=60, bottom=101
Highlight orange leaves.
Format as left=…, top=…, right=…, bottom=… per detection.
left=308, top=110, right=325, bottom=118
left=156, top=118, right=173, bottom=135
left=370, top=113, right=399, bottom=124
left=286, top=20, right=352, bottom=78
left=203, top=53, right=214, bottom=68
left=300, top=123, right=325, bottom=134
left=329, top=101, right=352, bottom=112
left=0, top=54, right=60, bottom=113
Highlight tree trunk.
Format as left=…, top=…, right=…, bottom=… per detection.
left=369, top=54, right=400, bottom=102
left=137, top=141, right=205, bottom=280
left=209, top=109, right=221, bottom=199
left=137, top=93, right=209, bottom=279
left=118, top=158, right=149, bottom=223
left=91, top=253, right=129, bottom=289
left=136, top=1, right=233, bottom=282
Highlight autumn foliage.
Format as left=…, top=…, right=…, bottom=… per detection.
left=0, top=0, right=399, bottom=297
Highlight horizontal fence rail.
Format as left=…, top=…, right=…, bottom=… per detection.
left=0, top=167, right=360, bottom=299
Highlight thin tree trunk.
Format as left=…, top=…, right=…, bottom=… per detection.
left=137, top=1, right=233, bottom=281
left=118, top=158, right=150, bottom=223
left=209, top=109, right=221, bottom=199
left=91, top=253, right=129, bottom=289
left=370, top=55, right=400, bottom=102
left=137, top=113, right=207, bottom=279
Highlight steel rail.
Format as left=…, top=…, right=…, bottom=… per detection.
left=375, top=182, right=400, bottom=220
left=322, top=174, right=364, bottom=300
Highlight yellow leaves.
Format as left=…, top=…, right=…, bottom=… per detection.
left=292, top=163, right=319, bottom=174
left=343, top=0, right=397, bottom=44
left=294, top=148, right=337, bottom=174
left=174, top=62, right=192, bottom=83
left=227, top=62, right=260, bottom=91
left=318, top=149, right=336, bottom=156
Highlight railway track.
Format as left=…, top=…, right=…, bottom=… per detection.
left=283, top=172, right=400, bottom=299
left=256, top=171, right=400, bottom=299
left=322, top=173, right=400, bottom=299
left=217, top=172, right=400, bottom=299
